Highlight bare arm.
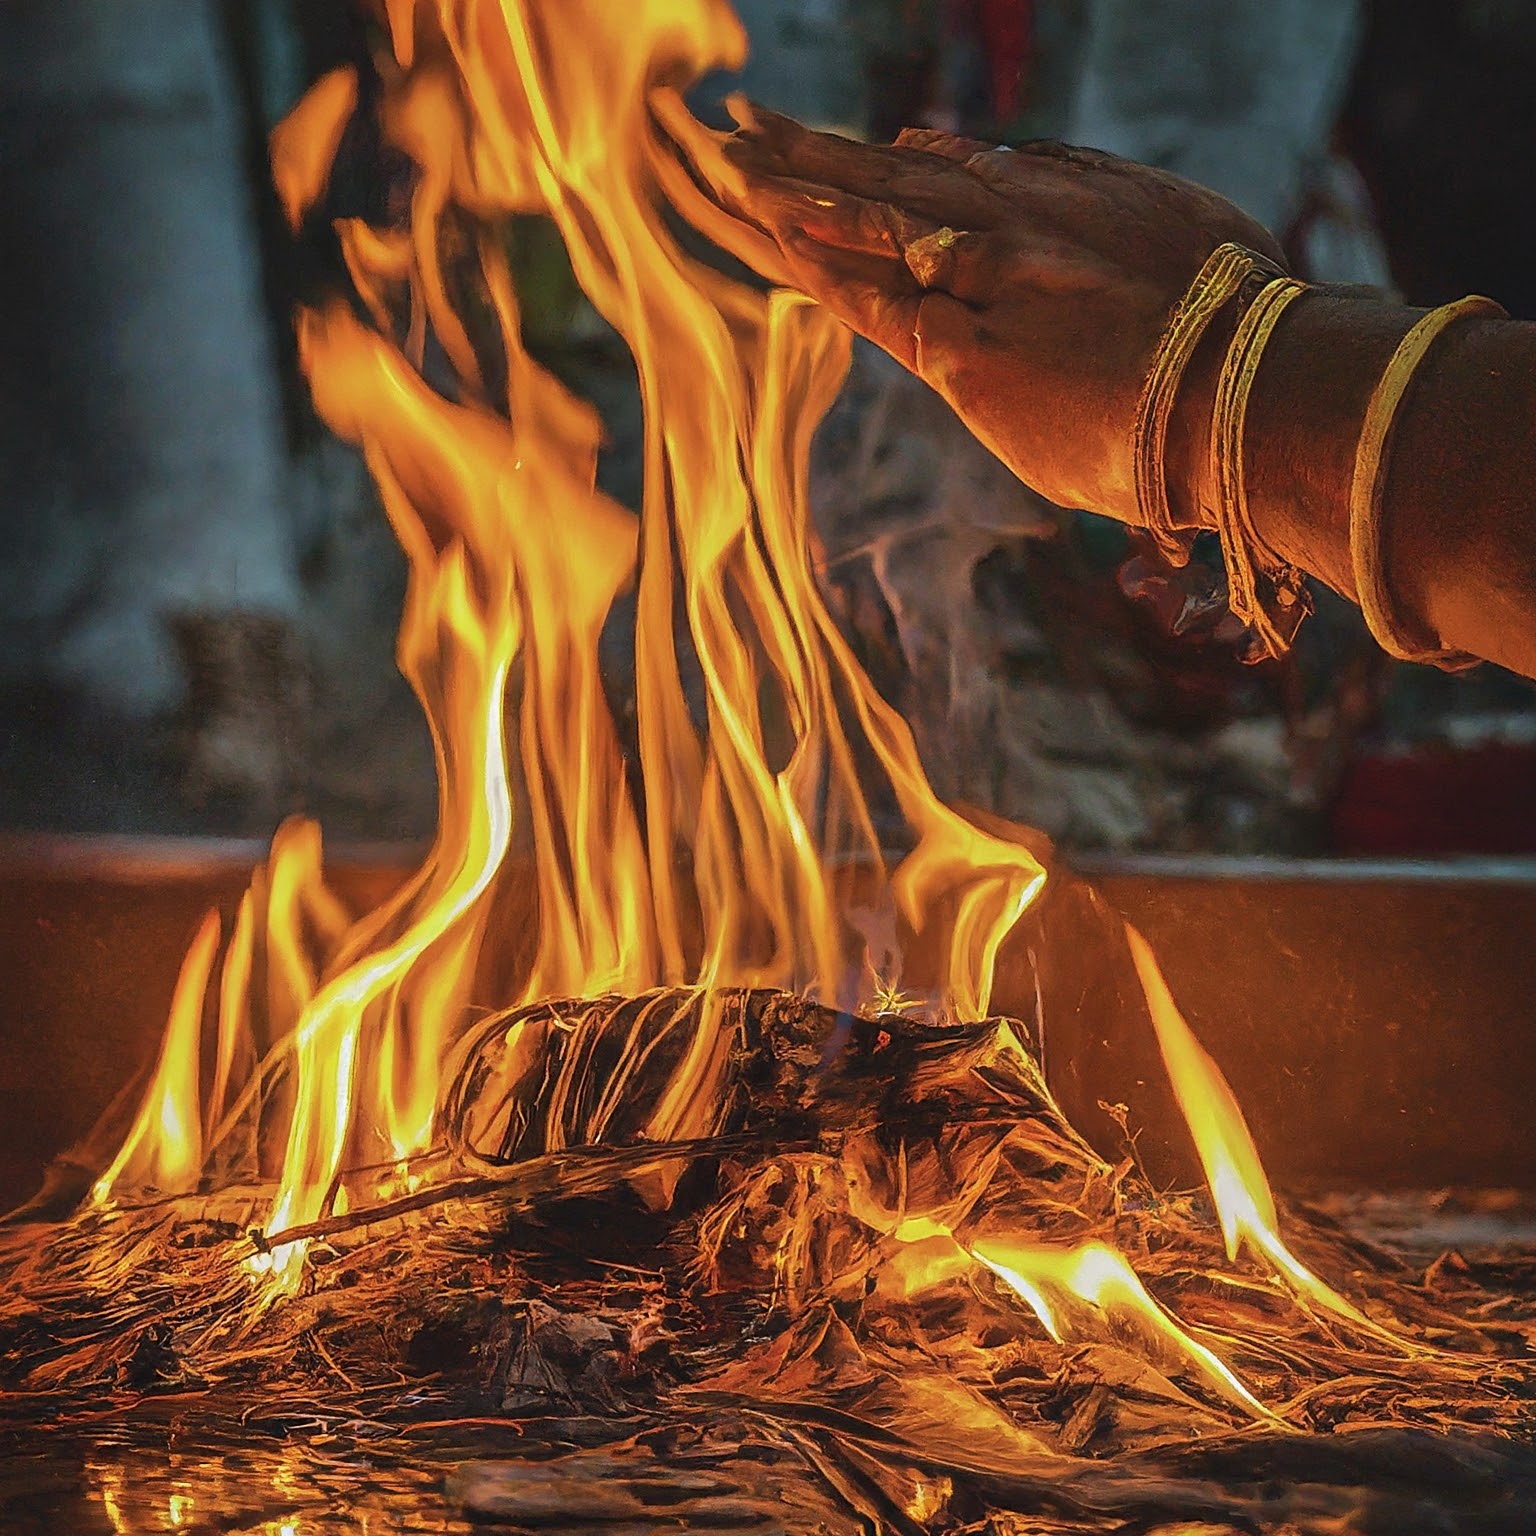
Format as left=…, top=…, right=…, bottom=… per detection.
left=671, top=105, right=1536, bottom=679
left=1205, top=297, right=1536, bottom=679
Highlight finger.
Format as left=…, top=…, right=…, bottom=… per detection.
left=734, top=173, right=1017, bottom=310
left=772, top=227, right=982, bottom=396
left=758, top=183, right=1104, bottom=326
left=935, top=227, right=1114, bottom=306
left=736, top=171, right=938, bottom=262
left=723, top=137, right=1004, bottom=236
left=664, top=97, right=963, bottom=288
left=1011, top=138, right=1122, bottom=166
left=893, top=126, right=998, bottom=162
left=729, top=101, right=1001, bottom=216
left=719, top=94, right=793, bottom=176
left=649, top=88, right=795, bottom=286
left=900, top=224, right=972, bottom=291
left=885, top=219, right=1109, bottom=310
left=728, top=116, right=917, bottom=191
left=891, top=129, right=1107, bottom=190
left=723, top=93, right=778, bottom=139
left=961, top=137, right=1124, bottom=195
left=775, top=229, right=924, bottom=370
left=653, top=86, right=743, bottom=205
left=653, top=144, right=795, bottom=289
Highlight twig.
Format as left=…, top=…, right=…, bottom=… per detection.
left=254, top=1131, right=808, bottom=1250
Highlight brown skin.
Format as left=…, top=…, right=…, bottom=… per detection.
left=670, top=104, right=1536, bottom=680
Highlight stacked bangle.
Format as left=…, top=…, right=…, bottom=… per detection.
left=1137, top=241, right=1502, bottom=668
left=1207, top=273, right=1311, bottom=660
left=1132, top=241, right=1309, bottom=658
left=1132, top=242, right=1260, bottom=562
left=1348, top=294, right=1504, bottom=669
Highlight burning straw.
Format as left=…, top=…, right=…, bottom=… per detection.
left=5, top=989, right=1535, bottom=1481
left=4, top=2, right=1536, bottom=1531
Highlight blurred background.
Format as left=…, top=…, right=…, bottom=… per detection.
left=2, top=0, right=1534, bottom=859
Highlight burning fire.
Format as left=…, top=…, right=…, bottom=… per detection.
left=83, top=0, right=1401, bottom=1419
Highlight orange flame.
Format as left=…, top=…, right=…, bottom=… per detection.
left=1127, top=924, right=1402, bottom=1343
left=874, top=1219, right=1273, bottom=1417
left=971, top=1236, right=1276, bottom=1419
left=93, top=909, right=221, bottom=1201
left=91, top=0, right=1046, bottom=1285
left=85, top=1, right=1384, bottom=1427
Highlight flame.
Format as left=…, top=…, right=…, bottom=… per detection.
left=971, top=1236, right=1275, bottom=1419
left=93, top=909, right=220, bottom=1202
left=1127, top=923, right=1400, bottom=1342
left=198, top=0, right=1039, bottom=1263
left=81, top=0, right=1387, bottom=1428
left=269, top=66, right=358, bottom=234
left=876, top=1219, right=1273, bottom=1418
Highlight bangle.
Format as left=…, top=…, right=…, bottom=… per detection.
left=1133, top=242, right=1266, bottom=560
left=1349, top=295, right=1505, bottom=668
left=1208, top=274, right=1310, bottom=660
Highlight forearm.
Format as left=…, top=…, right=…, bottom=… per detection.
left=1168, top=289, right=1536, bottom=679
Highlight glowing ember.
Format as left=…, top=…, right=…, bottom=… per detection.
left=71, top=0, right=1440, bottom=1438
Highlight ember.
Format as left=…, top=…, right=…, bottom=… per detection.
left=5, top=1, right=1536, bottom=1531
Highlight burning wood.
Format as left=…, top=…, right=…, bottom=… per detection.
left=4, top=0, right=1536, bottom=1530
left=5, top=987, right=1536, bottom=1526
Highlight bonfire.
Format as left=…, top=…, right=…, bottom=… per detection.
left=5, top=4, right=1536, bottom=1532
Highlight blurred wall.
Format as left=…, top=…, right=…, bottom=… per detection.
left=1065, top=0, right=1363, bottom=235
left=0, top=2, right=299, bottom=719
left=730, top=0, right=865, bottom=131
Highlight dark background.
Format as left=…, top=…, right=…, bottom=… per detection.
left=2, top=0, right=1533, bottom=859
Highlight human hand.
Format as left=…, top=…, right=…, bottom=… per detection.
left=661, top=101, right=1284, bottom=526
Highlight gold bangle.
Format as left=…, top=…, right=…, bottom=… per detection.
left=1133, top=243, right=1263, bottom=560
left=1208, top=275, right=1310, bottom=659
left=1349, top=295, right=1504, bottom=667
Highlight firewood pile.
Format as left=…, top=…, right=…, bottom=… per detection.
left=4, top=988, right=1536, bottom=1532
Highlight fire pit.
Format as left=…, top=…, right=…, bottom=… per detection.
left=6, top=1, right=1536, bottom=1531
left=7, top=841, right=1536, bottom=1206
left=7, top=842, right=1536, bottom=1532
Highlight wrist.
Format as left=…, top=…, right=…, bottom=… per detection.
left=1384, top=310, right=1536, bottom=675
left=1167, top=286, right=1422, bottom=596
left=1243, top=291, right=1423, bottom=602
left=1161, top=286, right=1241, bottom=533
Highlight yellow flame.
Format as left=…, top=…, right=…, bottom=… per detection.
left=84, top=19, right=1402, bottom=1447
left=971, top=1235, right=1275, bottom=1419
left=94, top=909, right=220, bottom=1203
left=1126, top=923, right=1395, bottom=1340
left=876, top=1214, right=1273, bottom=1421
left=269, top=65, right=357, bottom=233
left=215, top=0, right=1049, bottom=1263
left=77, top=0, right=1415, bottom=1425
left=206, top=888, right=254, bottom=1148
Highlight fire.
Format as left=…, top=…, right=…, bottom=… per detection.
left=82, top=0, right=1394, bottom=1420
left=970, top=1237, right=1274, bottom=1418
left=91, top=909, right=220, bottom=1202
left=1127, top=925, right=1409, bottom=1346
